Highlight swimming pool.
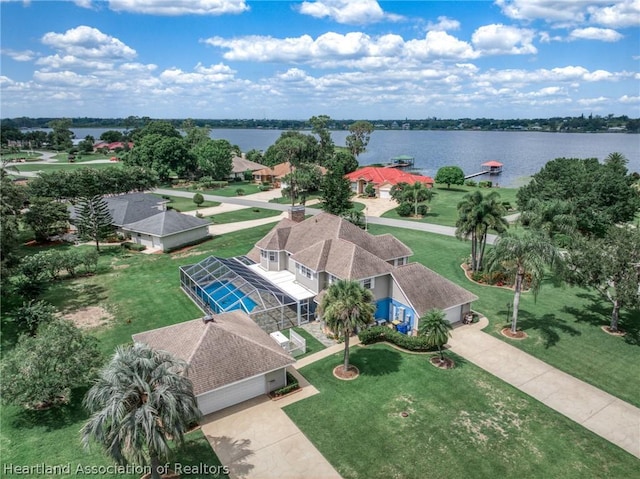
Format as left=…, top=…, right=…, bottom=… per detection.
left=199, top=281, right=257, bottom=313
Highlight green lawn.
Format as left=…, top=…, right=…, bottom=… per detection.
left=381, top=185, right=519, bottom=227
left=151, top=193, right=221, bottom=212
left=209, top=207, right=283, bottom=224
left=281, top=326, right=327, bottom=359
left=172, top=181, right=262, bottom=197
left=285, top=344, right=638, bottom=479
left=11, top=162, right=123, bottom=173
left=367, top=224, right=640, bottom=407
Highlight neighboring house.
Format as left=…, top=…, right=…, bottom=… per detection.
left=70, top=193, right=209, bottom=251
left=122, top=209, right=210, bottom=252
left=229, top=155, right=266, bottom=180
left=252, top=162, right=327, bottom=187
left=180, top=212, right=477, bottom=335
left=345, top=166, right=434, bottom=199
left=93, top=141, right=133, bottom=151
left=132, top=311, right=296, bottom=415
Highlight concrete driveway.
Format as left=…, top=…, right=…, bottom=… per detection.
left=200, top=370, right=341, bottom=479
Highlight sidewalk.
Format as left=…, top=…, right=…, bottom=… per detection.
left=448, top=317, right=640, bottom=458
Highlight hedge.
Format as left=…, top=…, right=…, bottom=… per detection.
left=271, top=372, right=300, bottom=397
left=358, top=326, right=437, bottom=352
left=121, top=242, right=146, bottom=252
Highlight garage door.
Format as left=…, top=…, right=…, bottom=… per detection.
left=444, top=306, right=461, bottom=324
left=379, top=188, right=391, bottom=199
left=197, top=375, right=266, bottom=415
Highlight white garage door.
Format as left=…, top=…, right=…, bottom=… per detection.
left=138, top=235, right=154, bottom=248
left=379, top=188, right=391, bottom=199
left=444, top=306, right=462, bottom=324
left=197, top=375, right=266, bottom=415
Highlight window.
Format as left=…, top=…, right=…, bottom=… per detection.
left=327, top=273, right=338, bottom=285
left=395, top=257, right=407, bottom=266
left=261, top=249, right=268, bottom=259
left=362, top=277, right=375, bottom=289
left=269, top=251, right=277, bottom=262
left=298, top=264, right=314, bottom=279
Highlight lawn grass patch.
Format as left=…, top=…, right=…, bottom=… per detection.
left=151, top=193, right=221, bottom=212
left=280, top=326, right=326, bottom=359
left=381, top=185, right=519, bottom=227
left=12, top=162, right=123, bottom=173
left=209, top=207, right=283, bottom=224
left=285, top=344, right=638, bottom=479
left=367, top=224, right=640, bottom=407
left=172, top=181, right=261, bottom=197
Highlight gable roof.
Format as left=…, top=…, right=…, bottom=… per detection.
left=122, top=210, right=209, bottom=237
left=345, top=167, right=434, bottom=187
left=231, top=156, right=267, bottom=174
left=391, top=263, right=478, bottom=317
left=482, top=160, right=503, bottom=167
left=103, top=193, right=168, bottom=226
left=253, top=162, right=327, bottom=180
left=132, top=311, right=295, bottom=395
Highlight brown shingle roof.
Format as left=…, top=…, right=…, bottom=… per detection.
left=255, top=217, right=295, bottom=250
left=231, top=156, right=266, bottom=174
left=391, top=263, right=478, bottom=317
left=132, top=311, right=295, bottom=396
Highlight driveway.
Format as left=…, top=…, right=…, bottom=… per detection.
left=200, top=368, right=341, bottom=479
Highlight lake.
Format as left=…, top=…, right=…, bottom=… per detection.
left=71, top=128, right=639, bottom=188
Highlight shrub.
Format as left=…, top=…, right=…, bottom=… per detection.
left=358, top=326, right=436, bottom=352
left=236, top=188, right=245, bottom=196
left=271, top=372, right=300, bottom=397
left=364, top=183, right=376, bottom=197
left=464, top=179, right=477, bottom=187
left=233, top=176, right=243, bottom=182
left=243, top=169, right=253, bottom=181
left=396, top=203, right=412, bottom=217
left=478, top=180, right=493, bottom=188
left=501, top=201, right=512, bottom=210
left=121, top=242, right=146, bottom=252
left=193, top=193, right=204, bottom=206
left=416, top=204, right=429, bottom=216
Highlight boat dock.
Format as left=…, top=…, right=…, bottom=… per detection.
left=465, top=160, right=503, bottom=179
left=385, top=155, right=415, bottom=168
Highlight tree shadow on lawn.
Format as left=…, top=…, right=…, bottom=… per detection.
left=350, top=346, right=403, bottom=376
left=10, top=386, right=90, bottom=432
left=46, top=282, right=109, bottom=313
left=514, top=310, right=581, bottom=349
left=564, top=291, right=640, bottom=346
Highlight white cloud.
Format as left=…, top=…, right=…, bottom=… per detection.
left=36, top=54, right=113, bottom=71
left=1, top=49, right=36, bottom=61
left=427, top=16, right=461, bottom=32
left=472, top=24, right=537, bottom=55
left=41, top=26, right=136, bottom=60
left=496, top=0, right=640, bottom=28
left=577, top=96, right=609, bottom=105
left=107, top=0, right=249, bottom=16
left=159, top=62, right=236, bottom=84
left=298, top=0, right=402, bottom=25
left=406, top=31, right=478, bottom=60
left=569, top=27, right=624, bottom=41
left=619, top=94, right=640, bottom=103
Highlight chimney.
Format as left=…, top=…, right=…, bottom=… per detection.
left=202, top=314, right=215, bottom=324
left=289, top=205, right=305, bottom=223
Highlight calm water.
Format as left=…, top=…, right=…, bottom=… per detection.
left=71, top=128, right=639, bottom=188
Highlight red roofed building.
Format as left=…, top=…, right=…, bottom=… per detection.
left=345, top=166, right=434, bottom=199
left=93, top=141, right=134, bottom=152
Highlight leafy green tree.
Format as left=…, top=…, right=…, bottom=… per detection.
left=263, top=131, right=320, bottom=168
left=47, top=118, right=74, bottom=151
left=13, top=253, right=50, bottom=300
left=82, top=343, right=201, bottom=479
left=418, top=309, right=452, bottom=362
left=345, top=120, right=374, bottom=158
left=12, top=300, right=58, bottom=336
left=183, top=123, right=211, bottom=149
left=0, top=319, right=102, bottom=408
left=519, top=198, right=576, bottom=247
left=319, top=279, right=375, bottom=373
left=281, top=163, right=323, bottom=205
left=99, top=130, right=124, bottom=143
left=76, top=195, right=113, bottom=252
left=245, top=148, right=264, bottom=164
left=310, top=114, right=334, bottom=164
left=130, top=120, right=181, bottom=141
left=566, top=226, right=640, bottom=332
left=0, top=170, right=26, bottom=268
left=486, top=231, right=559, bottom=335
left=78, top=135, right=95, bottom=153
left=24, top=198, right=69, bottom=242
left=321, top=162, right=353, bottom=215
left=435, top=166, right=465, bottom=189
left=456, top=190, right=509, bottom=271
left=393, top=182, right=434, bottom=217
left=192, top=138, right=233, bottom=180
left=193, top=193, right=204, bottom=207
left=125, top=134, right=195, bottom=182
left=332, top=150, right=358, bottom=174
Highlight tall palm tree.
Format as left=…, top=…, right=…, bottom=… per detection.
left=82, top=343, right=201, bottom=479
left=404, top=181, right=434, bottom=217
left=456, top=190, right=509, bottom=272
left=319, top=279, right=375, bottom=373
left=418, top=309, right=453, bottom=362
left=486, top=231, right=559, bottom=334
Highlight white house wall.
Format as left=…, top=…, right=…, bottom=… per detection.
left=160, top=226, right=209, bottom=251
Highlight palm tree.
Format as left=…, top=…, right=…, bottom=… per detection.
left=404, top=181, right=434, bottom=217
left=82, top=343, right=201, bottom=479
left=486, top=231, right=559, bottom=334
left=319, top=279, right=375, bottom=373
left=456, top=190, right=509, bottom=272
left=418, top=308, right=453, bottom=362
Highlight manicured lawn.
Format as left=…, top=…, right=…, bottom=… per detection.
left=151, top=193, right=221, bottom=212
left=381, top=185, right=519, bottom=227
left=12, top=162, right=123, bottom=172
left=281, top=326, right=327, bottom=359
left=209, top=207, right=283, bottom=224
left=172, top=181, right=262, bottom=197
left=367, top=224, right=640, bottom=407
left=285, top=344, right=638, bottom=479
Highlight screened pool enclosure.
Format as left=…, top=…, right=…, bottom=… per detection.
left=180, top=256, right=315, bottom=333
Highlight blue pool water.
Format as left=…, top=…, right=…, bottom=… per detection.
left=199, top=281, right=257, bottom=313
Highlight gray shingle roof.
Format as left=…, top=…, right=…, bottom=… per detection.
left=132, top=311, right=295, bottom=395
left=122, top=210, right=209, bottom=237
left=231, top=156, right=267, bottom=174
left=391, top=263, right=478, bottom=317
left=105, top=193, right=167, bottom=226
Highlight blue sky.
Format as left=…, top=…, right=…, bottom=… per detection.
left=1, top=0, right=639, bottom=119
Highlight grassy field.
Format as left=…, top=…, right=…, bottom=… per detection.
left=381, top=185, right=520, bottom=227
left=285, top=344, right=638, bottom=479
left=151, top=193, right=221, bottom=212
left=11, top=162, right=123, bottom=173
left=367, top=224, right=640, bottom=407
left=172, top=181, right=262, bottom=197
left=209, top=207, right=283, bottom=224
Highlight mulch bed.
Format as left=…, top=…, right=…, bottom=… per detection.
left=333, top=365, right=360, bottom=380
left=601, top=326, right=626, bottom=337
left=429, top=357, right=455, bottom=369
left=500, top=327, right=528, bottom=340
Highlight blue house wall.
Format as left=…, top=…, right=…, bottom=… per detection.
left=374, top=297, right=417, bottom=334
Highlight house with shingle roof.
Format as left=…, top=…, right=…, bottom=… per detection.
left=345, top=166, right=434, bottom=199
left=229, top=155, right=267, bottom=180
left=181, top=212, right=476, bottom=336
left=132, top=311, right=295, bottom=415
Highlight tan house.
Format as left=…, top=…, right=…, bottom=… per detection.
left=132, top=311, right=295, bottom=415
left=252, top=161, right=327, bottom=187
left=229, top=155, right=267, bottom=180
left=180, top=212, right=477, bottom=335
